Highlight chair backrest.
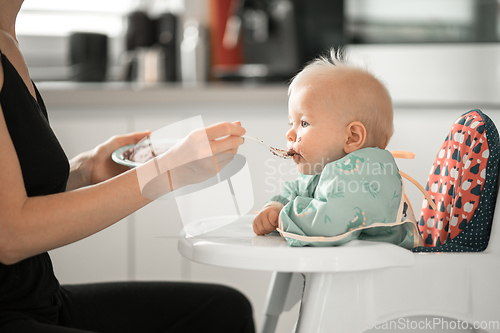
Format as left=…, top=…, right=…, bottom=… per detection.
left=485, top=186, right=500, bottom=253
left=412, top=109, right=500, bottom=252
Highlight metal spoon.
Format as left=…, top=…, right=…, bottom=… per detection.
left=243, top=135, right=293, bottom=159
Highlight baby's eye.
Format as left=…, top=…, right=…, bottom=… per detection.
left=301, top=120, right=310, bottom=128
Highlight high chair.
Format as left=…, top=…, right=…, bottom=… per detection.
left=262, top=202, right=500, bottom=332
left=260, top=109, right=500, bottom=333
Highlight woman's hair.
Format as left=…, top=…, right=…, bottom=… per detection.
left=289, top=48, right=394, bottom=149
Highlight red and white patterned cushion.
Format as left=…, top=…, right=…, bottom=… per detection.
left=419, top=111, right=488, bottom=247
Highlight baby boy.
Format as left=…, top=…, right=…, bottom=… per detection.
left=253, top=49, right=422, bottom=248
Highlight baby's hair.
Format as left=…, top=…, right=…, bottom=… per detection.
left=307, top=48, right=347, bottom=67
left=288, top=48, right=347, bottom=96
left=288, top=48, right=394, bottom=149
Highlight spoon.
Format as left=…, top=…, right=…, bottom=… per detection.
left=243, top=135, right=293, bottom=159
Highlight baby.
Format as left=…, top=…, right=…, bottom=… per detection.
left=253, top=49, right=422, bottom=248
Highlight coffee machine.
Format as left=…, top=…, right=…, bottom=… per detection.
left=215, top=0, right=344, bottom=82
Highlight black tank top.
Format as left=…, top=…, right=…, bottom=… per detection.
left=0, top=50, right=70, bottom=325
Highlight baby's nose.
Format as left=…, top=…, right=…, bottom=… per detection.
left=286, top=128, right=296, bottom=142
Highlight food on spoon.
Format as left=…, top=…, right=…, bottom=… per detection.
left=269, top=146, right=295, bottom=159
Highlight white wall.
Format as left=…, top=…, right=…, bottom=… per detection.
left=345, top=44, right=500, bottom=210
left=346, top=44, right=500, bottom=105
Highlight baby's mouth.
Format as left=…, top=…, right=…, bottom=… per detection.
left=288, top=148, right=301, bottom=159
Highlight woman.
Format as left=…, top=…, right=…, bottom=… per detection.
left=0, top=1, right=254, bottom=332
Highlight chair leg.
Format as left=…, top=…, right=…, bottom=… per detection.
left=260, top=272, right=298, bottom=333
left=296, top=272, right=370, bottom=333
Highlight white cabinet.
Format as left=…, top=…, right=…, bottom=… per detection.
left=48, top=115, right=131, bottom=283
left=131, top=114, right=185, bottom=281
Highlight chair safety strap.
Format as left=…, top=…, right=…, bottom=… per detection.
left=391, top=151, right=437, bottom=211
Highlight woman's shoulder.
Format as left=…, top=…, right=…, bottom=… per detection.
left=0, top=31, right=21, bottom=103
left=0, top=29, right=15, bottom=53
left=0, top=31, right=6, bottom=92
left=0, top=31, right=25, bottom=64
left=0, top=32, right=37, bottom=100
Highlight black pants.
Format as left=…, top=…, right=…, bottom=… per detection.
left=1, top=281, right=255, bottom=333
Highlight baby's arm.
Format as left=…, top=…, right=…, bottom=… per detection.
left=253, top=176, right=306, bottom=235
left=253, top=202, right=284, bottom=235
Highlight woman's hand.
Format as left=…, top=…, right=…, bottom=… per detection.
left=170, top=121, right=246, bottom=184
left=66, top=131, right=150, bottom=191
left=137, top=121, right=246, bottom=200
left=90, top=131, right=151, bottom=184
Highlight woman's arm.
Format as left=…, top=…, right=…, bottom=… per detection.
left=0, top=116, right=245, bottom=265
left=0, top=99, right=152, bottom=264
left=0, top=60, right=245, bottom=264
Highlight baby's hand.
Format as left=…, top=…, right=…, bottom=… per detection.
left=253, top=203, right=284, bottom=235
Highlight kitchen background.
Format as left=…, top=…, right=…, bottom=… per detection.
left=16, top=1, right=500, bottom=332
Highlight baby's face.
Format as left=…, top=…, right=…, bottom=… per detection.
left=286, top=82, right=349, bottom=175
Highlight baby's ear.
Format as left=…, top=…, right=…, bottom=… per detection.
left=344, top=121, right=367, bottom=154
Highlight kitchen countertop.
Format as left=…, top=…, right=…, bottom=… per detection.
left=37, top=82, right=290, bottom=108
left=37, top=72, right=500, bottom=114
